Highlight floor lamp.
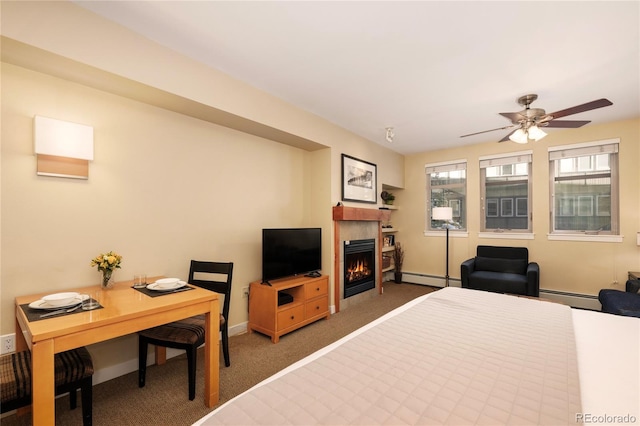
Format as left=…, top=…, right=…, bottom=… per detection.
left=432, top=207, right=453, bottom=287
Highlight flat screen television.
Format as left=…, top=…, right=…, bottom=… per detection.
left=262, top=228, right=322, bottom=282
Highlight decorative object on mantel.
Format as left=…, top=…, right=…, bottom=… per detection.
left=393, top=243, right=405, bottom=284
left=380, top=190, right=395, bottom=205
left=91, top=250, right=123, bottom=289
left=341, top=154, right=377, bottom=204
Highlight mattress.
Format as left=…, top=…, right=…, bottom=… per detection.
left=195, top=287, right=632, bottom=425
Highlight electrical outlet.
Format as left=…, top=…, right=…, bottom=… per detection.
left=242, top=287, right=249, bottom=298
left=1, top=334, right=15, bottom=354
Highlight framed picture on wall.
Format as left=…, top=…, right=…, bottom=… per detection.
left=341, top=154, right=377, bottom=204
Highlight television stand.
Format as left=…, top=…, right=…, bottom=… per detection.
left=248, top=275, right=329, bottom=343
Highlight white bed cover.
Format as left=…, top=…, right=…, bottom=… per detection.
left=197, top=287, right=639, bottom=425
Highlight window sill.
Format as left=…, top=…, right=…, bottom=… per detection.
left=478, top=232, right=534, bottom=240
left=547, top=233, right=623, bottom=243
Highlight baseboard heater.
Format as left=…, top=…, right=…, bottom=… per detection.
left=400, top=271, right=601, bottom=310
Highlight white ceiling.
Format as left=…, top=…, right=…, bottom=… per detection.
left=76, top=1, right=639, bottom=155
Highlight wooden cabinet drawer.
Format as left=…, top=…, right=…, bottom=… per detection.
left=277, top=304, right=305, bottom=330
left=305, top=296, right=328, bottom=320
left=304, top=278, right=328, bottom=299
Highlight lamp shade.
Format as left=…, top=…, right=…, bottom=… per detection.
left=432, top=206, right=453, bottom=221
left=509, top=128, right=528, bottom=144
left=34, top=116, right=94, bottom=160
left=528, top=125, right=547, bottom=141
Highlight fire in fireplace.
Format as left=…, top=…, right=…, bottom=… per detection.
left=344, top=239, right=375, bottom=298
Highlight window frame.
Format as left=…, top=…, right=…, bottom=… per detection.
left=479, top=151, right=532, bottom=233
left=548, top=139, right=620, bottom=239
left=425, top=160, right=467, bottom=234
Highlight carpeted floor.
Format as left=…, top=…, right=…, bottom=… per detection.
left=2, top=282, right=436, bottom=425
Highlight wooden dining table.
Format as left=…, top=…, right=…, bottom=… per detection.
left=14, top=276, right=220, bottom=425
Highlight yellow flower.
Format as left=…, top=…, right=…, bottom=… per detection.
left=91, top=251, right=123, bottom=272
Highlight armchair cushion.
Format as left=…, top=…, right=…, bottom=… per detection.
left=474, top=256, right=527, bottom=275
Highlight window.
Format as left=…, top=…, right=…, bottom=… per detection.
left=515, top=198, right=528, bottom=217
left=426, top=160, right=466, bottom=231
left=486, top=199, right=499, bottom=217
left=480, top=152, right=532, bottom=232
left=549, top=140, right=619, bottom=235
left=501, top=199, right=513, bottom=217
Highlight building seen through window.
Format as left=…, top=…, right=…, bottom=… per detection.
left=426, top=161, right=466, bottom=231
left=480, top=153, right=531, bottom=232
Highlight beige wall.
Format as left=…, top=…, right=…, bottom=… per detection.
left=398, top=118, right=640, bottom=296
left=0, top=2, right=405, bottom=374
left=1, top=62, right=314, bottom=329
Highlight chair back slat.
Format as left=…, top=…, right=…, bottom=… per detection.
left=188, top=260, right=234, bottom=318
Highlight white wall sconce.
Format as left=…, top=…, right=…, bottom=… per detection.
left=34, top=115, right=94, bottom=179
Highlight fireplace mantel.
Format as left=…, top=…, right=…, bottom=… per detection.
left=333, top=206, right=390, bottom=222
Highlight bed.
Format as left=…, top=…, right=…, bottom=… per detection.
left=196, top=287, right=639, bottom=425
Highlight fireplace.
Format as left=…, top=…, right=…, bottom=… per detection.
left=344, top=239, right=376, bottom=298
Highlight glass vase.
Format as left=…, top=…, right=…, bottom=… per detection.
left=102, top=269, right=115, bottom=289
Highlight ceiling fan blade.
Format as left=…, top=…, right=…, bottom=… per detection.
left=460, top=124, right=516, bottom=138
left=548, top=98, right=613, bottom=119
left=544, top=120, right=591, bottom=128
left=498, top=129, right=517, bottom=143
left=499, top=112, right=524, bottom=123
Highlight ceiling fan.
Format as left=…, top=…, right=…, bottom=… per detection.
left=460, top=94, right=613, bottom=143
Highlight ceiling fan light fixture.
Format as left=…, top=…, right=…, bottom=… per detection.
left=509, top=128, right=528, bottom=144
left=528, top=125, right=547, bottom=141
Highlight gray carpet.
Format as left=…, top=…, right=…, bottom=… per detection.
left=2, top=282, right=435, bottom=425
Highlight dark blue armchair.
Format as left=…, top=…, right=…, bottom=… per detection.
left=598, top=280, right=640, bottom=318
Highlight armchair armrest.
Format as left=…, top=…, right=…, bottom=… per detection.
left=460, top=258, right=476, bottom=288
left=526, top=262, right=540, bottom=297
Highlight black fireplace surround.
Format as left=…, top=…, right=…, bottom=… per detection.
left=344, top=239, right=375, bottom=298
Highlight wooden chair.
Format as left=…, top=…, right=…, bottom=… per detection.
left=1, top=347, right=94, bottom=425
left=138, top=261, right=234, bottom=400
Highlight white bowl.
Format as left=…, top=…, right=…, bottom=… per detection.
left=155, top=278, right=181, bottom=289
left=42, top=292, right=80, bottom=307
